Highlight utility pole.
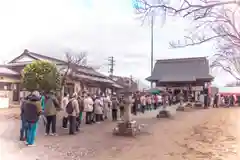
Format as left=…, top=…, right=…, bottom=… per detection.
left=108, top=56, right=115, bottom=78
left=150, top=13, right=154, bottom=88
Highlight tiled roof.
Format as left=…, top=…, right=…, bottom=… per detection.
left=0, top=67, right=19, bottom=75
left=147, top=57, right=214, bottom=82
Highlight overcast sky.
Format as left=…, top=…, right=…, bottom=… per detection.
left=0, top=0, right=235, bottom=86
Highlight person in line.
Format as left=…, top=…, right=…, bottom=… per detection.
left=146, top=95, right=152, bottom=111
left=140, top=94, right=146, bottom=113
left=40, top=92, right=47, bottom=126
left=62, top=92, right=69, bottom=129
left=132, top=92, right=140, bottom=115
left=44, top=92, right=59, bottom=136
left=213, top=93, right=219, bottom=108
left=99, top=94, right=104, bottom=121
left=111, top=93, right=119, bottom=121
left=22, top=91, right=42, bottom=146
left=91, top=94, right=97, bottom=123
left=76, top=93, right=84, bottom=131
left=103, top=94, right=110, bottom=120
left=94, top=96, right=103, bottom=123
left=66, top=92, right=79, bottom=135
left=119, top=96, right=125, bottom=118
left=154, top=94, right=158, bottom=110
left=84, top=94, right=94, bottom=124
left=20, top=97, right=28, bottom=141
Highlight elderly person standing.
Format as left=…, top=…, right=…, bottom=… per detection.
left=66, top=92, right=79, bottom=135
left=44, top=92, right=59, bottom=136
left=84, top=94, right=94, bottom=124
left=111, top=93, right=119, bottom=121
left=103, top=94, right=111, bottom=120
left=22, top=91, right=42, bottom=146
left=94, top=96, right=103, bottom=123
left=62, top=92, right=69, bottom=129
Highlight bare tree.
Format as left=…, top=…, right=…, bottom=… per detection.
left=135, top=0, right=240, bottom=79
left=60, top=51, right=87, bottom=90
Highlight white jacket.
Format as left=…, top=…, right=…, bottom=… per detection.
left=94, top=99, right=103, bottom=114
left=84, top=97, right=94, bottom=112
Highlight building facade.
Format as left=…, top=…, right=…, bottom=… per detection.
left=0, top=49, right=122, bottom=107
left=146, top=57, right=214, bottom=100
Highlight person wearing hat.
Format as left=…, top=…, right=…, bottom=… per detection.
left=84, top=93, right=94, bottom=124
left=44, top=91, right=59, bottom=136
left=66, top=92, right=79, bottom=134
left=22, top=91, right=42, bottom=146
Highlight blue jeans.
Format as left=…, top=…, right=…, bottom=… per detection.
left=20, top=120, right=28, bottom=141
left=26, top=122, right=38, bottom=145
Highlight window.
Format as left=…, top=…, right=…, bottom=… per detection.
left=0, top=82, right=11, bottom=90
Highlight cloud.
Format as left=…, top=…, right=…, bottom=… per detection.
left=0, top=0, right=229, bottom=86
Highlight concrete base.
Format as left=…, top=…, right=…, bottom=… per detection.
left=176, top=105, right=185, bottom=111
left=113, top=120, right=141, bottom=137
left=157, top=110, right=170, bottom=118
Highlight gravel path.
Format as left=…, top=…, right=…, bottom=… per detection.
left=0, top=107, right=239, bottom=160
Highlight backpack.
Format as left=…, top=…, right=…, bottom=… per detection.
left=66, top=100, right=74, bottom=114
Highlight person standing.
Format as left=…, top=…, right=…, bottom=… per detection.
left=154, top=94, right=158, bottom=109
left=20, top=97, right=28, bottom=141
left=44, top=92, right=59, bottom=136
left=103, top=94, right=110, bottom=120
left=66, top=93, right=79, bottom=135
left=213, top=93, right=219, bottom=108
left=22, top=91, right=42, bottom=146
left=111, top=93, right=119, bottom=121
left=62, top=92, right=69, bottom=129
left=119, top=96, right=125, bottom=118
left=94, top=96, right=103, bottom=123
left=84, top=94, right=94, bottom=124
left=76, top=93, right=84, bottom=131
left=140, top=94, right=146, bottom=113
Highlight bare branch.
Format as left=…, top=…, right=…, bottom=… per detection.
left=60, top=51, right=88, bottom=88
left=135, top=0, right=240, bottom=80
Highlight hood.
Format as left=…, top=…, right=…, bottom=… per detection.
left=27, top=95, right=41, bottom=101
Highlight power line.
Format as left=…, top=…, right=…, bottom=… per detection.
left=108, top=56, right=115, bottom=77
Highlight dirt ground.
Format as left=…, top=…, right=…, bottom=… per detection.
left=0, top=107, right=239, bottom=160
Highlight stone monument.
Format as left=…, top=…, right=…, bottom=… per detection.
left=113, top=93, right=143, bottom=137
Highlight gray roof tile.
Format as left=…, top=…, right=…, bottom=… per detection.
left=147, top=57, right=213, bottom=82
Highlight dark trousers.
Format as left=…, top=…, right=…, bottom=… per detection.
left=146, top=104, right=151, bottom=110
left=132, top=105, right=137, bottom=115
left=76, top=117, right=81, bottom=131
left=62, top=116, right=68, bottom=128
left=112, top=109, right=117, bottom=121
left=154, top=103, right=157, bottom=110
left=20, top=119, right=28, bottom=141
left=120, top=107, right=124, bottom=117
left=141, top=105, right=145, bottom=113
left=68, top=115, right=76, bottom=135
left=85, top=112, right=92, bottom=124
left=45, top=115, right=56, bottom=134
left=213, top=102, right=218, bottom=108
left=95, top=114, right=102, bottom=122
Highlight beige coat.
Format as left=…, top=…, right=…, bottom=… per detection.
left=84, top=97, right=94, bottom=112
left=94, top=99, right=103, bottom=114
left=68, top=98, right=79, bottom=116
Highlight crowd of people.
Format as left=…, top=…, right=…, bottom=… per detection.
left=19, top=90, right=167, bottom=147
left=212, top=93, right=238, bottom=107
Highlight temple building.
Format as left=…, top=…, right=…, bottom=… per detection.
left=146, top=57, right=214, bottom=100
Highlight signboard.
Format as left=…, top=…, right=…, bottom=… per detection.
left=0, top=91, right=9, bottom=109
